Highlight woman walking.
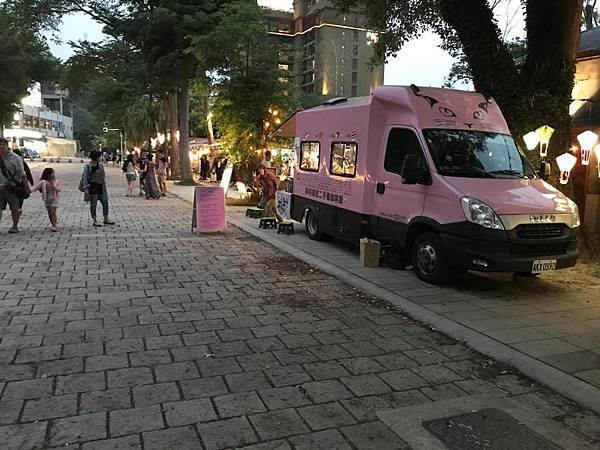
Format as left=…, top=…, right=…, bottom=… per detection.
left=31, top=167, right=61, bottom=232
left=81, top=150, right=115, bottom=227
left=157, top=153, right=168, bottom=196
left=123, top=154, right=137, bottom=197
left=144, top=153, right=161, bottom=200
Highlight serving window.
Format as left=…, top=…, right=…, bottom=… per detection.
left=330, top=142, right=358, bottom=177
left=300, top=141, right=320, bottom=172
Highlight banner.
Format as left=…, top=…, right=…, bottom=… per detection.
left=192, top=186, right=226, bottom=233
left=276, top=191, right=292, bottom=220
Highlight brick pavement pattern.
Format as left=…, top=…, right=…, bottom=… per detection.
left=1, top=164, right=599, bottom=449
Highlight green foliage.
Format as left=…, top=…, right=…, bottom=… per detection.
left=334, top=0, right=584, bottom=189
left=0, top=2, right=61, bottom=129
left=193, top=0, right=300, bottom=181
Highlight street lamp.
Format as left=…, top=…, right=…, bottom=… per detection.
left=103, top=126, right=124, bottom=155
left=523, top=131, right=540, bottom=151
left=577, top=130, right=598, bottom=166
left=535, top=125, right=554, bottom=158
left=556, top=152, right=577, bottom=185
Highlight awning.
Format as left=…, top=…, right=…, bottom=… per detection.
left=270, top=111, right=298, bottom=138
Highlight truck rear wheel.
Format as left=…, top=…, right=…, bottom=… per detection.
left=305, top=209, right=328, bottom=241
left=411, top=232, right=449, bottom=284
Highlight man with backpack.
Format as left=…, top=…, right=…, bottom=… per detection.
left=253, top=164, right=282, bottom=222
left=0, top=138, right=29, bottom=234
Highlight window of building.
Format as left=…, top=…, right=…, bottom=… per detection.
left=352, top=59, right=358, bottom=70
left=352, top=72, right=358, bottom=84
left=384, top=128, right=427, bottom=176
left=354, top=31, right=359, bottom=41
left=351, top=86, right=358, bottom=97
left=300, top=142, right=320, bottom=172
left=330, top=142, right=358, bottom=177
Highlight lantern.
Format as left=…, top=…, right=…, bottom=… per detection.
left=523, top=131, right=540, bottom=151
left=556, top=152, right=577, bottom=185
left=535, top=125, right=555, bottom=158
left=577, top=130, right=598, bottom=166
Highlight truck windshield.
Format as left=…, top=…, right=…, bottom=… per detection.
left=423, top=129, right=536, bottom=179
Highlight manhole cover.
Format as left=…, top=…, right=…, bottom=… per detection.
left=422, top=408, right=562, bottom=450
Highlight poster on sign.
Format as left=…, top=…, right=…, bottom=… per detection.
left=192, top=186, right=226, bottom=233
left=220, top=166, right=233, bottom=194
left=276, top=191, right=292, bottom=220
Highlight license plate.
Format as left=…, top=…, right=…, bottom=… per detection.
left=531, top=259, right=557, bottom=274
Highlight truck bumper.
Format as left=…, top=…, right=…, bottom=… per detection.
left=440, top=228, right=579, bottom=273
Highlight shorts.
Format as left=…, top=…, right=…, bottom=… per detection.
left=0, top=189, right=20, bottom=212
left=126, top=174, right=137, bottom=182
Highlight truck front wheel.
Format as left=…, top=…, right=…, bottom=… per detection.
left=305, top=209, right=328, bottom=241
left=411, top=232, right=449, bottom=284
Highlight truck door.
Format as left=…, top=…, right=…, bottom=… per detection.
left=374, top=127, right=429, bottom=245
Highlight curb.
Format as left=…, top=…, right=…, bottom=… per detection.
left=171, top=188, right=600, bottom=414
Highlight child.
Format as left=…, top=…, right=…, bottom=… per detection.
left=32, top=168, right=61, bottom=232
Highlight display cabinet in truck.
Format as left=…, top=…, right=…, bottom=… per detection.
left=285, top=85, right=580, bottom=284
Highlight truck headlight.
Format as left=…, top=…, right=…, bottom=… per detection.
left=566, top=198, right=581, bottom=227
left=461, top=197, right=505, bottom=230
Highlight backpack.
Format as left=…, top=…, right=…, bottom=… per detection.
left=122, top=161, right=128, bottom=173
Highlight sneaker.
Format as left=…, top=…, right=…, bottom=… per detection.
left=103, top=220, right=115, bottom=225
left=8, top=227, right=18, bottom=234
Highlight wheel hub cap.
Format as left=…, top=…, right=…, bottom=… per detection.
left=416, top=244, right=437, bottom=274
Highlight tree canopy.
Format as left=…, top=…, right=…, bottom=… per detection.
left=334, top=0, right=584, bottom=172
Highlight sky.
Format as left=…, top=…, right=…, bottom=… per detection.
left=47, top=0, right=525, bottom=89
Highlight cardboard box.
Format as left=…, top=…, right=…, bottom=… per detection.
left=360, top=238, right=381, bottom=267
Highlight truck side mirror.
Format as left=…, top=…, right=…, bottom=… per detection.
left=401, top=154, right=421, bottom=185
left=539, top=161, right=551, bottom=181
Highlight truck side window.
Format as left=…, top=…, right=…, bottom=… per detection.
left=330, top=142, right=358, bottom=177
left=300, top=141, right=320, bottom=172
left=384, top=128, right=425, bottom=176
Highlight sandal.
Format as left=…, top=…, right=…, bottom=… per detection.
left=93, top=223, right=102, bottom=227
left=8, top=227, right=18, bottom=234
left=103, top=221, right=115, bottom=226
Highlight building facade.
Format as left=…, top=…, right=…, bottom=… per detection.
left=571, top=27, right=600, bottom=234
left=264, top=0, right=384, bottom=99
left=3, top=82, right=77, bottom=157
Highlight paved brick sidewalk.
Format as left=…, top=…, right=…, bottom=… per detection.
left=1, top=164, right=599, bottom=449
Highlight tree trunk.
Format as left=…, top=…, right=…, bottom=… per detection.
left=520, top=0, right=584, bottom=162
left=203, top=94, right=215, bottom=145
left=584, top=2, right=596, bottom=30
left=438, top=0, right=522, bottom=123
left=178, top=83, right=193, bottom=183
left=167, top=91, right=180, bottom=179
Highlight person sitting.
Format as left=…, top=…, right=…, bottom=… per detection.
left=253, top=164, right=282, bottom=222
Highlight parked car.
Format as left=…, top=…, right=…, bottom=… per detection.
left=288, top=85, right=580, bottom=284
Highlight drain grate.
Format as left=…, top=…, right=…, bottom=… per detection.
left=422, top=408, right=562, bottom=450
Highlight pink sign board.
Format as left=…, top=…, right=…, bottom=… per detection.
left=193, top=186, right=226, bottom=233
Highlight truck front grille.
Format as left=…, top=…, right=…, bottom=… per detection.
left=516, top=224, right=566, bottom=239
left=510, top=242, right=569, bottom=256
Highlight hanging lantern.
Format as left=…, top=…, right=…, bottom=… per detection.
left=535, top=125, right=555, bottom=158
left=556, top=152, right=577, bottom=185
left=523, top=131, right=540, bottom=151
left=577, top=130, right=598, bottom=166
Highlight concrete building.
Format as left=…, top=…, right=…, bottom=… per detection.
left=3, top=82, right=77, bottom=158
left=263, top=0, right=384, bottom=98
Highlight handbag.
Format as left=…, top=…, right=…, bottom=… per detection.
left=0, top=158, right=30, bottom=200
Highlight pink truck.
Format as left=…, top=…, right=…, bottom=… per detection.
left=286, top=85, right=580, bottom=283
